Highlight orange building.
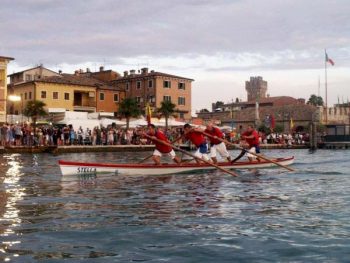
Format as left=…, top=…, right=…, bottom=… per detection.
left=112, top=68, right=193, bottom=120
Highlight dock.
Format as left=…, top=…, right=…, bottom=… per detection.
left=0, top=143, right=307, bottom=154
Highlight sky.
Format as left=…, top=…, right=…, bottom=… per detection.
left=1, top=0, right=350, bottom=115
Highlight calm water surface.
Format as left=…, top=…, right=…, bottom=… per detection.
left=1, top=149, right=350, bottom=262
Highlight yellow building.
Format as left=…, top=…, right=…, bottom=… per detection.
left=9, top=71, right=125, bottom=118
left=0, top=55, right=14, bottom=123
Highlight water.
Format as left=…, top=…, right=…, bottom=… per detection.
left=1, top=149, right=350, bottom=262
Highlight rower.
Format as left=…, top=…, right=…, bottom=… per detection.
left=147, top=124, right=181, bottom=165
left=204, top=121, right=231, bottom=163
left=241, top=125, right=261, bottom=162
left=183, top=123, right=209, bottom=163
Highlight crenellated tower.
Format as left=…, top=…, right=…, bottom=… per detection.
left=245, top=76, right=267, bottom=101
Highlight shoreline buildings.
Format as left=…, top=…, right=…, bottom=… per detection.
left=197, top=76, right=350, bottom=133
left=6, top=65, right=193, bottom=122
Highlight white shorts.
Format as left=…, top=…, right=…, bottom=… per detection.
left=194, top=149, right=209, bottom=161
left=210, top=142, right=230, bottom=158
left=247, top=147, right=257, bottom=159
left=153, top=149, right=176, bottom=159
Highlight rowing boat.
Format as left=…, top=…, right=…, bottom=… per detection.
left=58, top=156, right=294, bottom=176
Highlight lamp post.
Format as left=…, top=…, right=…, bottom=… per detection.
left=7, top=95, right=21, bottom=124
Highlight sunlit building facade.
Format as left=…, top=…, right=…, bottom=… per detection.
left=0, top=55, right=14, bottom=123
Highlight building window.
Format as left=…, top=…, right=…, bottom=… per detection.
left=163, top=95, right=171, bottom=102
left=179, top=113, right=184, bottom=119
left=24, top=93, right=27, bottom=100
left=114, top=93, right=119, bottom=102
left=53, top=92, right=59, bottom=100
left=41, top=91, right=47, bottom=99
left=136, top=96, right=141, bottom=103
left=25, top=74, right=32, bottom=81
left=148, top=80, right=153, bottom=88
left=99, top=92, right=105, bottom=101
left=178, top=82, right=185, bottom=90
left=163, top=80, right=171, bottom=88
left=178, top=97, right=185, bottom=105
left=136, top=81, right=141, bottom=89
left=64, top=93, right=70, bottom=100
left=148, top=95, right=155, bottom=103
left=126, top=83, right=129, bottom=91
left=29, top=92, right=32, bottom=99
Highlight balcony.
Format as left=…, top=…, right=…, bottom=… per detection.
left=73, top=91, right=96, bottom=112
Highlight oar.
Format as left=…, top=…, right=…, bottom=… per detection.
left=201, top=131, right=295, bottom=172
left=143, top=134, right=239, bottom=177
left=138, top=134, right=184, bottom=163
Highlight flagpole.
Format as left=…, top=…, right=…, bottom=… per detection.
left=325, top=49, right=328, bottom=124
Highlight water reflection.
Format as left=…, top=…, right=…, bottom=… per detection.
left=0, top=154, right=26, bottom=261
left=0, top=150, right=349, bottom=262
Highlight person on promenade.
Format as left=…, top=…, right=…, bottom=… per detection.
left=183, top=123, right=209, bottom=163
left=241, top=125, right=261, bottom=162
left=147, top=124, right=181, bottom=165
left=204, top=122, right=231, bottom=163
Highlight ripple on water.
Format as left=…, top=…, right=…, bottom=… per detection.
left=0, top=150, right=350, bottom=262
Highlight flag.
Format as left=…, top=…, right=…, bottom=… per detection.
left=290, top=117, right=294, bottom=130
left=325, top=52, right=335, bottom=66
left=270, top=114, right=275, bottom=129
left=146, top=103, right=152, bottom=125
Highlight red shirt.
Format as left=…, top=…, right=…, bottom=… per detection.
left=184, top=131, right=206, bottom=147
left=204, top=127, right=223, bottom=145
left=149, top=130, right=172, bottom=153
left=242, top=130, right=260, bottom=147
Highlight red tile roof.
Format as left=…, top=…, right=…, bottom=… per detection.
left=113, top=71, right=194, bottom=82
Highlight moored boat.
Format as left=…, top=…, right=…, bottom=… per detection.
left=59, top=156, right=294, bottom=176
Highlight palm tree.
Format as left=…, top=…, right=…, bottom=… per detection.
left=157, top=100, right=177, bottom=131
left=118, top=98, right=141, bottom=129
left=23, top=100, right=47, bottom=141
left=23, top=100, right=47, bottom=123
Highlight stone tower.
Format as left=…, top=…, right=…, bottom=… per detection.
left=245, top=76, right=267, bottom=101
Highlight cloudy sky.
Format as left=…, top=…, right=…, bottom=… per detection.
left=1, top=0, right=350, bottom=114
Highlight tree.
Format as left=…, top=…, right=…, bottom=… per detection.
left=199, top=108, right=209, bottom=113
left=258, top=124, right=270, bottom=135
left=23, top=100, right=47, bottom=140
left=274, top=124, right=284, bottom=133
left=157, top=100, right=177, bottom=131
left=118, top=98, right=141, bottom=130
left=213, top=101, right=224, bottom=110
left=307, top=94, right=324, bottom=106
left=23, top=100, right=47, bottom=124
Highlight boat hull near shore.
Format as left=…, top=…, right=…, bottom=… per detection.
left=59, top=157, right=294, bottom=176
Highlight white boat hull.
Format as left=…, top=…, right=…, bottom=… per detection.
left=59, top=157, right=294, bottom=176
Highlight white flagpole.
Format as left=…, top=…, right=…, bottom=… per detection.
left=325, top=49, right=328, bottom=124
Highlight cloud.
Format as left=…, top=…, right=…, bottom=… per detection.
left=1, top=0, right=349, bottom=68
left=2, top=0, right=350, bottom=111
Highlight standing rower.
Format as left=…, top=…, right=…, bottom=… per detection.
left=204, top=122, right=231, bottom=163
left=183, top=123, right=209, bottom=163
left=147, top=124, right=181, bottom=165
left=241, top=125, right=261, bottom=162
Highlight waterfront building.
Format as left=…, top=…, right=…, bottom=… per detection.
left=0, top=55, right=14, bottom=123
left=111, top=68, right=193, bottom=120
left=8, top=65, right=60, bottom=85
left=198, top=76, right=315, bottom=132
left=8, top=70, right=125, bottom=118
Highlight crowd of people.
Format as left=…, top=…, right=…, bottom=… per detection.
left=0, top=122, right=309, bottom=148
left=0, top=123, right=184, bottom=147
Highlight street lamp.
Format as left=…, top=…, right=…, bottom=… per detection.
left=7, top=95, right=21, bottom=124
